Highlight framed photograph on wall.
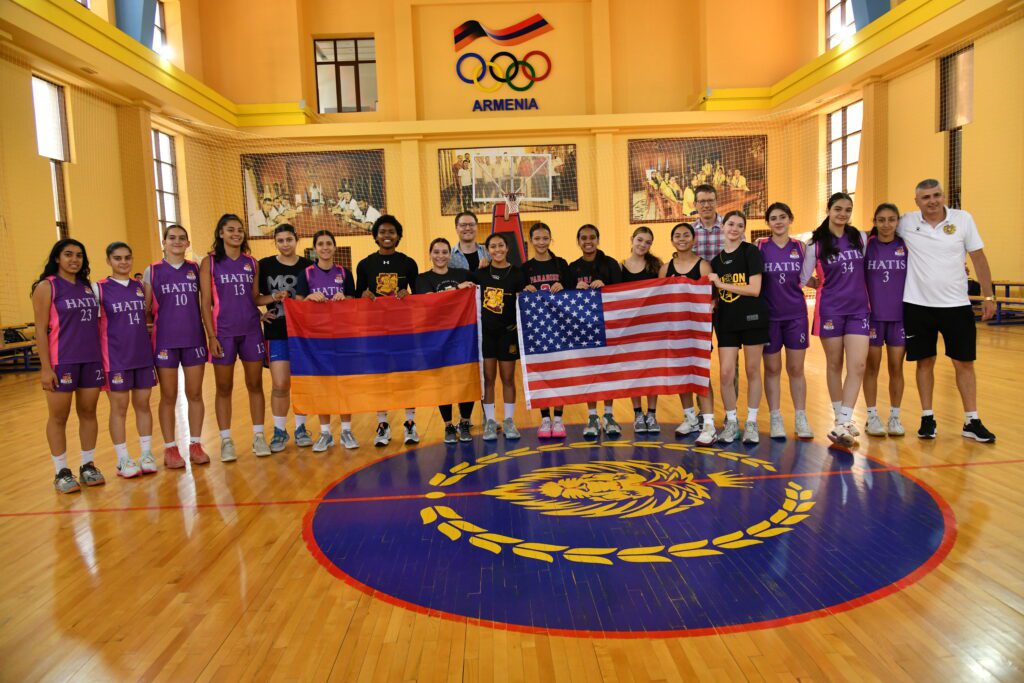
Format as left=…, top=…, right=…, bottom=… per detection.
left=628, top=136, right=767, bottom=223
left=241, top=150, right=386, bottom=238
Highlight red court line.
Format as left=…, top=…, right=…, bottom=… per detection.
left=0, top=456, right=1021, bottom=519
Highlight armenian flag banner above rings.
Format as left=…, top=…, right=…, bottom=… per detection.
left=517, top=277, right=713, bottom=410
left=284, top=288, right=482, bottom=415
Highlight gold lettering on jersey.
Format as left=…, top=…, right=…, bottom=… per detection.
left=718, top=273, right=747, bottom=303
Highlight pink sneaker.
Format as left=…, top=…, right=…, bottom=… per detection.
left=189, top=442, right=210, bottom=465
left=164, top=445, right=185, bottom=469
left=551, top=419, right=567, bottom=439
left=537, top=417, right=552, bottom=439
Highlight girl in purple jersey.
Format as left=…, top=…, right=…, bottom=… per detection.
left=200, top=213, right=269, bottom=462
left=97, top=242, right=156, bottom=479
left=863, top=203, right=908, bottom=438
left=31, top=239, right=105, bottom=494
left=303, top=230, right=358, bottom=451
left=800, top=192, right=869, bottom=448
left=757, top=203, right=813, bottom=440
left=144, top=225, right=210, bottom=470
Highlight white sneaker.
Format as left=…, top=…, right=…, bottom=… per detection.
left=846, top=421, right=861, bottom=437
left=252, top=432, right=272, bottom=457
left=139, top=452, right=158, bottom=474
left=313, top=432, right=334, bottom=452
left=887, top=415, right=905, bottom=437
left=403, top=421, right=420, bottom=445
left=865, top=414, right=887, bottom=437
left=718, top=420, right=740, bottom=444
left=827, top=422, right=857, bottom=448
left=644, top=412, right=660, bottom=434
left=340, top=429, right=359, bottom=449
left=695, top=422, right=717, bottom=446
left=675, top=414, right=700, bottom=436
left=117, top=458, right=142, bottom=479
left=220, top=438, right=237, bottom=463
left=374, top=422, right=391, bottom=447
left=482, top=418, right=499, bottom=441
left=794, top=412, right=814, bottom=439
left=633, top=413, right=647, bottom=433
left=742, top=421, right=759, bottom=444
left=769, top=413, right=785, bottom=439
left=502, top=418, right=521, bottom=439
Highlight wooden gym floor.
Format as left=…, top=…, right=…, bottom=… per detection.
left=0, top=324, right=1022, bottom=682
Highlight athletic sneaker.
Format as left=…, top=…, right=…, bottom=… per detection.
left=887, top=415, right=905, bottom=436
left=718, top=420, right=740, bottom=444
left=795, top=413, right=814, bottom=440
left=269, top=427, right=289, bottom=453
left=313, top=432, right=334, bottom=453
left=340, top=429, right=359, bottom=449
left=583, top=415, right=601, bottom=438
left=503, top=418, right=521, bottom=439
left=220, top=438, right=237, bottom=463
left=865, top=414, right=887, bottom=437
left=189, top=442, right=210, bottom=465
left=117, top=458, right=142, bottom=479
left=769, top=413, right=785, bottom=439
left=482, top=418, right=499, bottom=441
left=54, top=468, right=80, bottom=494
left=79, top=462, right=105, bottom=486
left=962, top=419, right=996, bottom=443
left=695, top=422, right=717, bottom=446
left=374, top=422, right=391, bottom=447
left=742, top=421, right=759, bottom=444
left=675, top=414, right=700, bottom=436
left=457, top=420, right=473, bottom=442
left=139, top=452, right=158, bottom=474
left=444, top=424, right=458, bottom=444
left=294, top=425, right=314, bottom=448
left=645, top=413, right=660, bottom=434
left=633, top=413, right=647, bottom=434
left=252, top=432, right=272, bottom=457
left=538, top=417, right=552, bottom=439
left=603, top=415, right=622, bottom=437
left=403, top=421, right=420, bottom=445
left=827, top=423, right=857, bottom=448
left=917, top=415, right=937, bottom=439
left=164, top=445, right=185, bottom=469
left=846, top=422, right=861, bottom=437
left=551, top=418, right=567, bottom=439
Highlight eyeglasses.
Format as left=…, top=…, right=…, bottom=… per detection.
left=457, top=223, right=477, bottom=228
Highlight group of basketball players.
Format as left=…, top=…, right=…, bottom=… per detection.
left=32, top=177, right=997, bottom=494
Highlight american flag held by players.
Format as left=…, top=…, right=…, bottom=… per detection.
left=517, top=277, right=714, bottom=410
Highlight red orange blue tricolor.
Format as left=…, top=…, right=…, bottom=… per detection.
left=453, top=14, right=553, bottom=51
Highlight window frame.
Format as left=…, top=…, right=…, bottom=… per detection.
left=826, top=100, right=863, bottom=202
left=151, top=129, right=181, bottom=242
left=313, top=37, right=377, bottom=114
left=32, top=76, right=71, bottom=238
left=825, top=0, right=856, bottom=49
left=153, top=0, right=167, bottom=52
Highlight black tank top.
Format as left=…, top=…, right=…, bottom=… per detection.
left=620, top=264, right=657, bottom=283
left=667, top=257, right=704, bottom=280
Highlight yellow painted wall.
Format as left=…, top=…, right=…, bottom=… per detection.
left=886, top=60, right=944, bottom=213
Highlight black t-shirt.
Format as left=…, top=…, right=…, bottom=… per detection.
left=463, top=250, right=480, bottom=272
left=471, top=264, right=528, bottom=331
left=355, top=251, right=418, bottom=297
left=258, top=255, right=312, bottom=340
left=414, top=267, right=471, bottom=294
left=522, top=256, right=573, bottom=291
left=710, top=242, right=769, bottom=331
left=569, top=252, right=622, bottom=288
left=620, top=262, right=658, bottom=283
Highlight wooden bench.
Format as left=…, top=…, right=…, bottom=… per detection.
left=0, top=324, right=38, bottom=372
left=970, top=296, right=1024, bottom=325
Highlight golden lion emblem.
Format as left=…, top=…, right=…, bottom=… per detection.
left=482, top=287, right=505, bottom=314
left=484, top=460, right=749, bottom=519
left=376, top=272, right=399, bottom=295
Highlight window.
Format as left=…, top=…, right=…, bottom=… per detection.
left=826, top=0, right=856, bottom=49
left=152, top=130, right=181, bottom=241
left=940, top=46, right=972, bottom=210
left=153, top=1, right=167, bottom=53
left=32, top=76, right=71, bottom=239
left=314, top=38, right=377, bottom=113
left=826, top=100, right=863, bottom=201
left=74, top=0, right=89, bottom=7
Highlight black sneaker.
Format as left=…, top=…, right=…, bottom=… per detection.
left=444, top=424, right=458, bottom=444
left=961, top=418, right=995, bottom=443
left=78, top=462, right=106, bottom=486
left=457, top=420, right=472, bottom=442
left=54, top=468, right=80, bottom=494
left=917, top=415, right=937, bottom=439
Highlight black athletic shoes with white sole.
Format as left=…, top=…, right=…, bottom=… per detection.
left=962, top=419, right=996, bottom=443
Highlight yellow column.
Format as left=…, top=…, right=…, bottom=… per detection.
left=117, top=104, right=160, bottom=264
left=395, top=0, right=419, bottom=121
left=397, top=137, right=427, bottom=265
left=593, top=131, right=619, bottom=251
left=589, top=0, right=613, bottom=115
left=859, top=79, right=889, bottom=228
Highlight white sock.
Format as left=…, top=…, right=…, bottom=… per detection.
left=164, top=442, right=176, bottom=449
left=770, top=409, right=782, bottom=419
left=866, top=406, right=878, bottom=418
left=504, top=403, right=515, bottom=420
left=114, top=443, right=130, bottom=464
left=839, top=406, right=853, bottom=423
left=253, top=425, right=264, bottom=435
left=832, top=401, right=842, bottom=419
left=273, top=416, right=287, bottom=430
left=484, top=403, right=495, bottom=421
left=702, top=414, right=715, bottom=428
left=376, top=411, right=387, bottom=423
left=189, top=436, right=201, bottom=444
left=922, top=409, right=934, bottom=417
left=80, top=449, right=95, bottom=465
left=588, top=408, right=598, bottom=416
left=52, top=452, right=68, bottom=473
left=295, top=414, right=307, bottom=427
left=747, top=407, right=759, bottom=422
left=139, top=435, right=152, bottom=454
left=405, top=408, right=416, bottom=421
left=965, top=411, right=979, bottom=422
left=220, top=429, right=231, bottom=439
left=341, top=421, right=351, bottom=432
left=795, top=409, right=806, bottom=418
left=725, top=409, right=737, bottom=423
left=890, top=406, right=901, bottom=417
left=684, top=407, right=696, bottom=420
left=320, top=423, right=331, bottom=434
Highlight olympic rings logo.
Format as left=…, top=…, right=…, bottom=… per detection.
left=455, top=51, right=552, bottom=92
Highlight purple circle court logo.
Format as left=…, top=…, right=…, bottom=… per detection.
left=304, top=430, right=955, bottom=637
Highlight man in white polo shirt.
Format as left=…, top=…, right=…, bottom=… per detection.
left=898, top=178, right=996, bottom=442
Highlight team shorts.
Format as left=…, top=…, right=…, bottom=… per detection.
left=482, top=328, right=520, bottom=361
left=869, top=319, right=906, bottom=348
left=267, top=339, right=290, bottom=363
left=815, top=313, right=869, bottom=338
left=714, top=326, right=769, bottom=349
left=903, top=303, right=976, bottom=362
left=154, top=345, right=208, bottom=369
left=212, top=333, right=266, bottom=365
left=106, top=366, right=157, bottom=391
left=53, top=361, right=105, bottom=393
left=765, top=317, right=809, bottom=354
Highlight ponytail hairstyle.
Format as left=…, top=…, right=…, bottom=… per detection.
left=210, top=213, right=249, bottom=262
left=870, top=202, right=901, bottom=237
left=630, top=226, right=662, bottom=275
left=811, top=192, right=860, bottom=259
left=529, top=222, right=556, bottom=257
left=32, top=238, right=91, bottom=293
